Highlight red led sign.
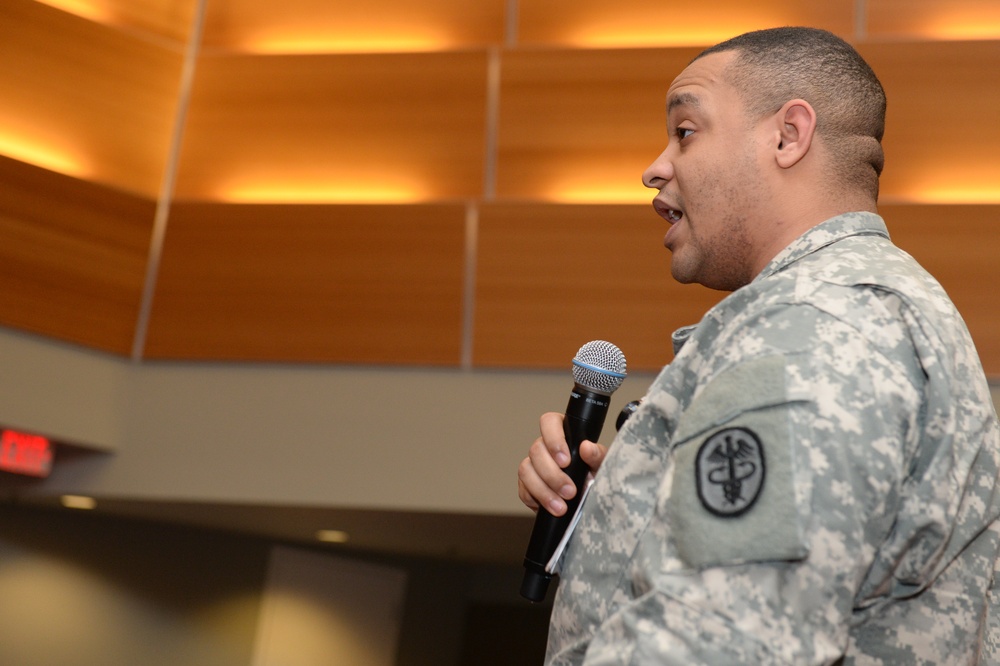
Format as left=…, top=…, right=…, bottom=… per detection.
left=0, top=429, right=53, bottom=478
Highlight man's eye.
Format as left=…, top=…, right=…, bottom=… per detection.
left=675, top=127, right=694, bottom=141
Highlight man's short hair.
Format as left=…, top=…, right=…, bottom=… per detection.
left=698, top=27, right=886, bottom=200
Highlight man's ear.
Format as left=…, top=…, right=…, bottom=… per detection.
left=774, top=99, right=816, bottom=169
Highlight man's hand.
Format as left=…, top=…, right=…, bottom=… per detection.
left=517, top=411, right=609, bottom=516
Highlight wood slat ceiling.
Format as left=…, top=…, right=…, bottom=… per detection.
left=867, top=0, right=1000, bottom=40
left=517, top=0, right=856, bottom=48
left=0, top=0, right=997, bottom=374
left=36, top=0, right=1000, bottom=49
left=173, top=51, right=490, bottom=202
left=496, top=47, right=701, bottom=203
left=34, top=0, right=198, bottom=44
left=0, top=156, right=152, bottom=354
left=861, top=40, right=1000, bottom=203
left=0, top=0, right=185, bottom=197
left=200, top=0, right=506, bottom=53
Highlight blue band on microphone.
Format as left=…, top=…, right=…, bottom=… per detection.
left=572, top=358, right=627, bottom=378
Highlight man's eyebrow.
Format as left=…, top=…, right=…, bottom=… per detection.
left=668, top=92, right=701, bottom=113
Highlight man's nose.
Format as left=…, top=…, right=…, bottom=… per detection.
left=642, top=148, right=673, bottom=189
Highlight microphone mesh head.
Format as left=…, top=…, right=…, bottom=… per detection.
left=571, top=340, right=627, bottom=395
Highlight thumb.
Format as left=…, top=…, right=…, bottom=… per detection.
left=579, top=440, right=609, bottom=473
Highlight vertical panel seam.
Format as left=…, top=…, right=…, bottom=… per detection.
left=505, top=0, right=519, bottom=48
left=130, top=0, right=208, bottom=361
left=482, top=48, right=502, bottom=201
left=461, top=203, right=479, bottom=370
left=855, top=0, right=868, bottom=41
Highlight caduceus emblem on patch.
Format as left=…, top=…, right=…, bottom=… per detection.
left=695, top=427, right=765, bottom=517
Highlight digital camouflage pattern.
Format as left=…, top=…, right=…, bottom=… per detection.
left=546, top=212, right=1000, bottom=665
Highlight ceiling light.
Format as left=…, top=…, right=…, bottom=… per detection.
left=61, top=495, right=96, bottom=510
left=316, top=529, right=350, bottom=543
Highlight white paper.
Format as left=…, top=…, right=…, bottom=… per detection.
left=545, top=478, right=594, bottom=574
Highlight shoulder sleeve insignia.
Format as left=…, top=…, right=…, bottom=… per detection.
left=695, top=427, right=765, bottom=517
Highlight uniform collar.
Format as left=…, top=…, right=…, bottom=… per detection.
left=754, top=211, right=890, bottom=283
left=671, top=212, right=890, bottom=355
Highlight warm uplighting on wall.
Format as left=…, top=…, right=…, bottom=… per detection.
left=889, top=186, right=1000, bottom=205
left=237, top=30, right=452, bottom=55
left=543, top=185, right=652, bottom=204
left=521, top=0, right=803, bottom=50
left=562, top=24, right=766, bottom=49
left=214, top=177, right=431, bottom=204
left=916, top=23, right=1000, bottom=40
left=0, top=132, right=90, bottom=179
left=539, top=173, right=652, bottom=204
left=904, top=14, right=1000, bottom=40
left=34, top=0, right=113, bottom=24
left=890, top=167, right=1000, bottom=204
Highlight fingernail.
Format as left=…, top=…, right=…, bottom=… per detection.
left=555, top=452, right=570, bottom=467
left=548, top=498, right=565, bottom=515
left=559, top=484, right=575, bottom=499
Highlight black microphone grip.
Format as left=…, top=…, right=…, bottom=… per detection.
left=520, top=385, right=611, bottom=602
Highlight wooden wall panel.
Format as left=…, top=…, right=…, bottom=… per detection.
left=143, top=204, right=467, bottom=364
left=496, top=48, right=701, bottom=203
left=174, top=52, right=489, bottom=202
left=201, top=0, right=505, bottom=53
left=0, top=156, right=153, bottom=354
left=868, top=0, right=1000, bottom=40
left=517, top=0, right=855, bottom=48
left=476, top=203, right=1000, bottom=375
left=474, top=203, right=725, bottom=371
left=861, top=41, right=1000, bottom=203
left=882, top=204, right=1000, bottom=375
left=1, top=1, right=998, bottom=375
left=0, top=0, right=184, bottom=197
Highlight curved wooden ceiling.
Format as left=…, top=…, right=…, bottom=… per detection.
left=1, top=0, right=998, bottom=374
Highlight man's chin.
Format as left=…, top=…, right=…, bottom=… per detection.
left=669, top=260, right=697, bottom=285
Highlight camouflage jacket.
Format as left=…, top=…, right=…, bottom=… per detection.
left=546, top=212, right=1000, bottom=665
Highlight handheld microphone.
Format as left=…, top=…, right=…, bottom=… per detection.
left=520, top=340, right=627, bottom=602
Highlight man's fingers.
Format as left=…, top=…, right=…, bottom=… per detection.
left=539, top=412, right=570, bottom=467
left=517, top=412, right=608, bottom=516
left=518, top=454, right=567, bottom=516
left=529, top=435, right=577, bottom=499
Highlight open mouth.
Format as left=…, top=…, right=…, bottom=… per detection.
left=654, top=199, right=684, bottom=224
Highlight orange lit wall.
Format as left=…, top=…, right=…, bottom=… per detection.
left=1, top=0, right=998, bottom=374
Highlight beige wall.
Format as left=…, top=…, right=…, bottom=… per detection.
left=0, top=327, right=644, bottom=514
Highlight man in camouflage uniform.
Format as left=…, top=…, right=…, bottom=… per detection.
left=518, top=27, right=1000, bottom=664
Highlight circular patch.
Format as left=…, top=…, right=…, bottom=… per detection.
left=695, top=427, right=765, bottom=517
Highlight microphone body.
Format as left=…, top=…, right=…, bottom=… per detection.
left=520, top=341, right=626, bottom=602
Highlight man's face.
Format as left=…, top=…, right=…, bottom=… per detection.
left=642, top=51, right=767, bottom=292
